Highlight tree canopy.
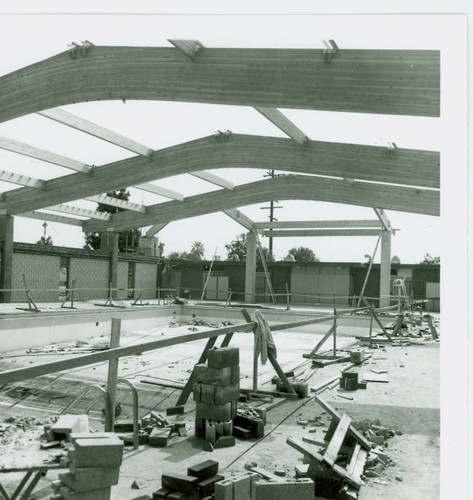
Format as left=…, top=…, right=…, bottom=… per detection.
left=84, top=189, right=141, bottom=251
left=418, top=253, right=440, bottom=265
left=166, top=241, right=205, bottom=261
left=288, top=246, right=319, bottom=262
left=225, top=233, right=274, bottom=262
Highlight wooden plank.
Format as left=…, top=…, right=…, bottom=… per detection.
left=286, top=437, right=362, bottom=488
left=0, top=169, right=44, bottom=189
left=0, top=46, right=440, bottom=123
left=255, top=220, right=382, bottom=230
left=254, top=107, right=308, bottom=145
left=271, top=315, right=336, bottom=332
left=373, top=208, right=392, bottom=231
left=362, top=372, right=389, bottom=383
left=0, top=136, right=90, bottom=172
left=313, top=395, right=371, bottom=450
left=175, top=336, right=219, bottom=407
left=323, top=414, right=351, bottom=467
left=0, top=322, right=256, bottom=386
left=0, top=135, right=439, bottom=216
left=191, top=171, right=234, bottom=190
left=38, top=108, right=152, bottom=156
left=18, top=211, right=84, bottom=227
left=306, top=325, right=335, bottom=358
left=250, top=467, right=283, bottom=481
left=105, top=318, right=121, bottom=432
left=268, top=352, right=297, bottom=396
left=263, top=229, right=383, bottom=238
left=86, top=195, right=146, bottom=213
left=145, top=223, right=168, bottom=237
left=223, top=209, right=256, bottom=232
left=372, top=310, right=392, bottom=340
left=47, top=204, right=110, bottom=220
left=134, top=183, right=184, bottom=201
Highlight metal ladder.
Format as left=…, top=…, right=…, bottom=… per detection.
left=255, top=233, right=276, bottom=304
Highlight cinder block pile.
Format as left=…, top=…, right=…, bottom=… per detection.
left=51, top=433, right=124, bottom=500
left=134, top=411, right=188, bottom=447
left=193, top=347, right=240, bottom=450
left=155, top=459, right=224, bottom=499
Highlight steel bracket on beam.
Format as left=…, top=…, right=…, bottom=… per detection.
left=323, top=40, right=339, bottom=63
left=168, top=39, right=204, bottom=60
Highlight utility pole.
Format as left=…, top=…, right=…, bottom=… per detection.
left=42, top=222, right=48, bottom=238
left=260, top=170, right=282, bottom=257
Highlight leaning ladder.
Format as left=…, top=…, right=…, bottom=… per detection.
left=254, top=233, right=276, bottom=304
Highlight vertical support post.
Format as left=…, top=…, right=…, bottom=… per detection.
left=0, top=215, right=14, bottom=303
left=333, top=308, right=337, bottom=357
left=369, top=307, right=374, bottom=347
left=101, top=232, right=119, bottom=299
left=105, top=318, right=121, bottom=432
left=245, top=231, right=257, bottom=303
left=379, top=230, right=392, bottom=308
left=285, top=282, right=291, bottom=310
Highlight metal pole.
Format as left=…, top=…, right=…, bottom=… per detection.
left=333, top=308, right=337, bottom=357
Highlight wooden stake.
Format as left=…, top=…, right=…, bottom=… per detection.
left=105, top=318, right=121, bottom=431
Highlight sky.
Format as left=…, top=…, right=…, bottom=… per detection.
left=0, top=10, right=459, bottom=264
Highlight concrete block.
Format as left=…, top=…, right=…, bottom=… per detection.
left=214, top=421, right=224, bottom=437
left=194, top=365, right=234, bottom=387
left=51, top=414, right=89, bottom=440
left=187, top=459, right=219, bottom=480
left=233, top=415, right=264, bottom=439
left=153, top=488, right=173, bottom=499
left=161, top=473, right=199, bottom=495
left=201, top=384, right=216, bottom=404
left=214, top=479, right=233, bottom=500
left=122, top=431, right=149, bottom=446
left=195, top=418, right=205, bottom=438
left=253, top=478, right=314, bottom=500
left=350, top=351, right=366, bottom=364
left=114, top=419, right=136, bottom=433
left=196, top=401, right=237, bottom=421
left=166, top=405, right=185, bottom=416
left=233, top=426, right=252, bottom=440
left=295, top=464, right=310, bottom=478
left=223, top=420, right=233, bottom=436
left=214, top=383, right=240, bottom=404
left=69, top=432, right=115, bottom=443
left=149, top=427, right=172, bottom=447
left=59, top=485, right=111, bottom=500
left=208, top=347, right=239, bottom=369
left=198, top=474, right=225, bottom=497
left=72, top=437, right=123, bottom=468
left=231, top=365, right=240, bottom=384
left=59, top=467, right=120, bottom=492
left=205, top=420, right=217, bottom=445
left=193, top=383, right=202, bottom=402
left=233, top=474, right=251, bottom=500
left=214, top=436, right=235, bottom=448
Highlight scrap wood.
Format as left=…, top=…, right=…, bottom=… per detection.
left=250, top=466, right=283, bottom=481
left=313, top=395, right=371, bottom=450
left=362, top=373, right=389, bottom=383
left=286, top=437, right=362, bottom=489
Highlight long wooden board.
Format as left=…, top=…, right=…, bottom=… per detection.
left=323, top=414, right=352, bottom=467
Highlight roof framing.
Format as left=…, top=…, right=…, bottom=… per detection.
left=223, top=208, right=256, bottom=232
left=18, top=211, right=85, bottom=227
left=254, top=107, right=308, bottom=145
left=254, top=220, right=382, bottom=230
left=84, top=174, right=439, bottom=233
left=263, top=229, right=383, bottom=238
left=0, top=134, right=439, bottom=215
left=0, top=46, right=440, bottom=120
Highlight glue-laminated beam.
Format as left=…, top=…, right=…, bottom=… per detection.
left=373, top=208, right=392, bottom=231
left=254, top=107, right=308, bottom=145
left=191, top=171, right=234, bottom=190
left=0, top=46, right=440, bottom=121
left=134, top=183, right=184, bottom=201
left=146, top=223, right=168, bottom=237
left=0, top=134, right=439, bottom=215
left=0, top=136, right=90, bottom=172
left=86, top=194, right=146, bottom=213
left=84, top=175, right=439, bottom=233
left=47, top=204, right=110, bottom=220
left=263, top=229, right=383, bottom=238
left=255, top=220, right=382, bottom=230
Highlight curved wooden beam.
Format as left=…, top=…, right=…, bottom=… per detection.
left=84, top=175, right=439, bottom=233
left=0, top=46, right=440, bottom=122
left=0, top=134, right=439, bottom=215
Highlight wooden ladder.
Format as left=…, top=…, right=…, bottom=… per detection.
left=254, top=233, right=276, bottom=304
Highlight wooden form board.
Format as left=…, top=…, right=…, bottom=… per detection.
left=0, top=134, right=439, bottom=216
left=0, top=46, right=440, bottom=124
left=323, top=414, right=352, bottom=467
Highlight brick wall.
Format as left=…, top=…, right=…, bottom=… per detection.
left=135, top=263, right=157, bottom=299
left=69, top=257, right=110, bottom=300
left=12, top=253, right=61, bottom=302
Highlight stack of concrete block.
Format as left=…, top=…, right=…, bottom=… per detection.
left=215, top=473, right=313, bottom=500
left=44, top=414, right=89, bottom=443
left=194, top=347, right=240, bottom=449
left=51, top=433, right=124, bottom=500
left=155, top=459, right=224, bottom=499
left=138, top=411, right=187, bottom=447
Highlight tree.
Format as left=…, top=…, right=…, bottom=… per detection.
left=36, top=235, right=53, bottom=246
left=84, top=189, right=141, bottom=251
left=288, top=246, right=319, bottom=263
left=189, top=241, right=205, bottom=260
left=418, top=253, right=440, bottom=265
left=225, top=233, right=274, bottom=262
